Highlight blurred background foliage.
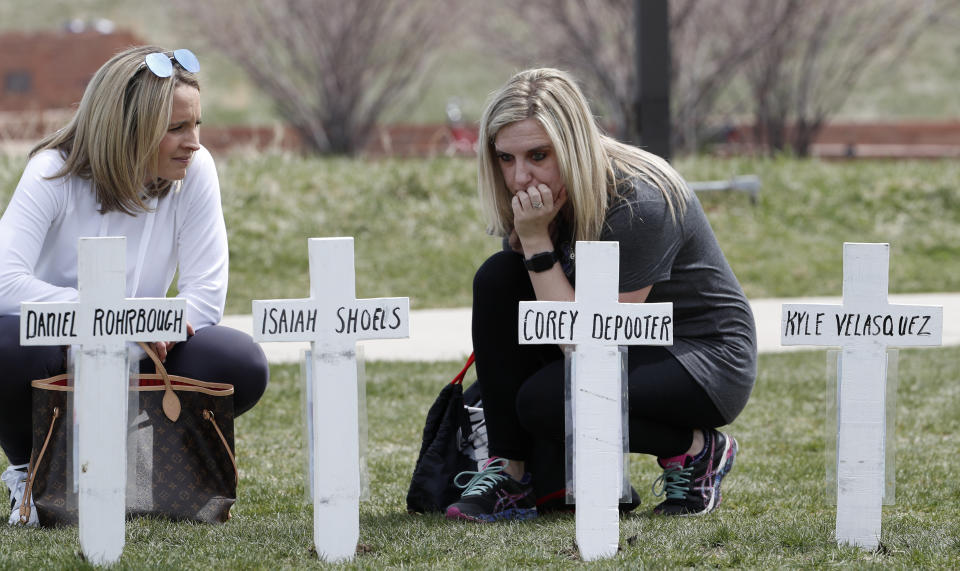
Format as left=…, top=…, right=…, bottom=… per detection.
left=2, top=0, right=958, bottom=155
left=1, top=1, right=958, bottom=309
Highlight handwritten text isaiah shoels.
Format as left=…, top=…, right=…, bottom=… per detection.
left=260, top=306, right=403, bottom=335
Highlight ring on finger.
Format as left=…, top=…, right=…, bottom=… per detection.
left=532, top=201, right=543, bottom=209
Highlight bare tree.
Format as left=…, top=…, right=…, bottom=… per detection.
left=478, top=0, right=785, bottom=153
left=183, top=0, right=459, bottom=155
left=669, top=0, right=799, bottom=151
left=477, top=0, right=638, bottom=141
left=745, top=0, right=948, bottom=156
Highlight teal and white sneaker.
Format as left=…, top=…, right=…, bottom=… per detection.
left=445, top=458, right=537, bottom=522
left=2, top=464, right=38, bottom=527
left=652, top=429, right=738, bottom=516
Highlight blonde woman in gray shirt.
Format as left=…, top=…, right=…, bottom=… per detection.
left=446, top=68, right=757, bottom=522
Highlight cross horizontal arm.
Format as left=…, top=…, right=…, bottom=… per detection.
left=21, top=298, right=187, bottom=345
left=782, top=303, right=942, bottom=347
left=518, top=300, right=673, bottom=346
left=20, top=301, right=80, bottom=345
left=332, top=297, right=409, bottom=341
left=253, top=298, right=321, bottom=342
left=253, top=297, right=409, bottom=343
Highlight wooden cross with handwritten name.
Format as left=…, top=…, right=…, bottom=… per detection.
left=20, top=237, right=186, bottom=565
left=518, top=241, right=672, bottom=561
left=781, top=242, right=943, bottom=549
left=252, top=237, right=409, bottom=562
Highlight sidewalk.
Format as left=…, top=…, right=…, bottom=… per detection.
left=221, top=293, right=960, bottom=363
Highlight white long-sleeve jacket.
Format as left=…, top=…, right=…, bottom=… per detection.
left=0, top=146, right=228, bottom=329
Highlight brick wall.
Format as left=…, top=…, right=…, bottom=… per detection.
left=723, top=122, right=960, bottom=158
left=0, top=30, right=143, bottom=112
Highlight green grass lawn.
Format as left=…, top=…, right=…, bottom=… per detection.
left=214, top=153, right=960, bottom=312
left=2, top=347, right=958, bottom=568
left=1, top=154, right=958, bottom=313
left=1, top=151, right=958, bottom=566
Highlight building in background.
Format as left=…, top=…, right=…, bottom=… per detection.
left=0, top=24, right=142, bottom=146
left=0, top=23, right=140, bottom=112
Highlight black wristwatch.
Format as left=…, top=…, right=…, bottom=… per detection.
left=524, top=250, right=558, bottom=273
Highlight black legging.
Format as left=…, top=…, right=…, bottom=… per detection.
left=0, top=315, right=269, bottom=466
left=472, top=250, right=725, bottom=495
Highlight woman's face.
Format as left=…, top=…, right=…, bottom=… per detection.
left=154, top=84, right=201, bottom=182
left=493, top=118, right=566, bottom=201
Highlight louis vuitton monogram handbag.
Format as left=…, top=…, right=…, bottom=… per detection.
left=18, top=343, right=237, bottom=526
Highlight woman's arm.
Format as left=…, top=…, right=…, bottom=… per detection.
left=516, top=183, right=657, bottom=306
left=0, top=154, right=78, bottom=315
left=526, top=260, right=652, bottom=304
left=173, top=147, right=228, bottom=329
left=513, top=183, right=576, bottom=302
left=619, top=286, right=652, bottom=304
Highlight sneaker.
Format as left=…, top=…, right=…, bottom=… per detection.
left=651, top=429, right=737, bottom=516
left=445, top=458, right=537, bottom=522
left=2, top=464, right=38, bottom=527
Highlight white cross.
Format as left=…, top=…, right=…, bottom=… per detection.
left=781, top=242, right=942, bottom=550
left=517, top=241, right=673, bottom=561
left=251, top=237, right=409, bottom=563
left=20, top=237, right=186, bottom=565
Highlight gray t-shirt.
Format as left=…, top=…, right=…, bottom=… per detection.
left=555, top=181, right=757, bottom=423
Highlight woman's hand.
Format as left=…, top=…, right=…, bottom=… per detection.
left=507, top=228, right=523, bottom=253
left=511, top=183, right=567, bottom=253
left=512, top=183, right=576, bottom=303
left=152, top=321, right=195, bottom=362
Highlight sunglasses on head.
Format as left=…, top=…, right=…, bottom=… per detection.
left=143, top=48, right=200, bottom=78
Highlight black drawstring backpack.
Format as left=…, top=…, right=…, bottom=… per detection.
left=406, top=353, right=488, bottom=513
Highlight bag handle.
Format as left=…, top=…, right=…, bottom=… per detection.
left=20, top=406, right=61, bottom=524
left=203, top=409, right=239, bottom=486
left=137, top=342, right=181, bottom=422
left=450, top=352, right=475, bottom=386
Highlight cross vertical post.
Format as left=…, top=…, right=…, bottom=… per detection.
left=252, top=237, right=409, bottom=562
left=20, top=237, right=186, bottom=565
left=517, top=241, right=673, bottom=561
left=781, top=242, right=943, bottom=549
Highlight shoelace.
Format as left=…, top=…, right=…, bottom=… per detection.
left=2, top=465, right=28, bottom=510
left=2, top=465, right=27, bottom=491
left=652, top=464, right=693, bottom=500
left=453, top=457, right=509, bottom=497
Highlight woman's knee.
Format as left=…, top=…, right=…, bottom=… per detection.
left=0, top=315, right=65, bottom=380
left=473, top=250, right=528, bottom=299
left=195, top=325, right=267, bottom=371
left=164, top=325, right=269, bottom=416
left=514, top=362, right=566, bottom=439
left=197, top=326, right=268, bottom=415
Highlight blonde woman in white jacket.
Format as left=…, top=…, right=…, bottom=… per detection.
left=0, top=46, right=268, bottom=526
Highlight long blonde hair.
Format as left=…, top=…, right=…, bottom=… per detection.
left=31, top=45, right=199, bottom=214
left=478, top=68, right=689, bottom=242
